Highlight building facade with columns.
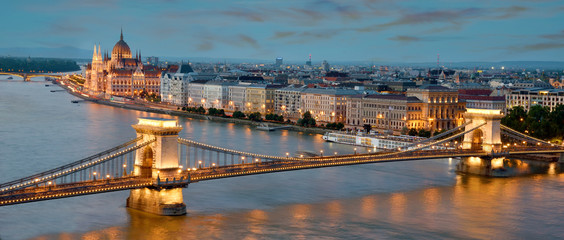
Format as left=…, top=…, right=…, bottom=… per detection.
left=406, top=85, right=465, bottom=132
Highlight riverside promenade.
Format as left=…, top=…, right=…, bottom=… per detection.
left=52, top=78, right=328, bottom=135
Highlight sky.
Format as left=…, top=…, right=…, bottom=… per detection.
left=1, top=0, right=564, bottom=63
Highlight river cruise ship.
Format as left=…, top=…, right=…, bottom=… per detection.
left=322, top=131, right=427, bottom=150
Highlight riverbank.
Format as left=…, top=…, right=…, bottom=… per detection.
left=53, top=79, right=328, bottom=135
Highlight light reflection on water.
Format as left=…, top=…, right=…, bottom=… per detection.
left=1, top=78, right=564, bottom=239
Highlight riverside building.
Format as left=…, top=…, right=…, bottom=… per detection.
left=85, top=30, right=161, bottom=98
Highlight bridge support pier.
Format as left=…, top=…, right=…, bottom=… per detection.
left=456, top=156, right=508, bottom=177
left=127, top=117, right=187, bottom=216
left=559, top=153, right=564, bottom=163
left=127, top=187, right=186, bottom=216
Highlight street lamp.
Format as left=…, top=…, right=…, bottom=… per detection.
left=241, top=156, right=245, bottom=164
left=320, top=150, right=323, bottom=156
left=93, top=172, right=97, bottom=181
left=198, top=160, right=202, bottom=168
left=286, top=152, right=289, bottom=158
left=354, top=147, right=357, bottom=154
left=123, top=164, right=127, bottom=176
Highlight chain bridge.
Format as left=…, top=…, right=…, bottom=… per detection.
left=0, top=72, right=62, bottom=81
left=1, top=109, right=563, bottom=215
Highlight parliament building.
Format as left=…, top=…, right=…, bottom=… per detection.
left=85, top=30, right=160, bottom=98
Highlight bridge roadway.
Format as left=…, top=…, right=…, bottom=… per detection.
left=2, top=146, right=562, bottom=207
left=0, top=72, right=62, bottom=81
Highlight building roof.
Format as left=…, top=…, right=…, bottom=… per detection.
left=364, top=94, right=422, bottom=102
left=177, top=63, right=194, bottom=74
left=418, top=84, right=451, bottom=90
left=302, top=88, right=360, bottom=95
left=112, top=30, right=131, bottom=57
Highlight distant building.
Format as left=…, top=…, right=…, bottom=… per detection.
left=321, top=60, right=330, bottom=72
left=458, top=89, right=505, bottom=113
left=406, top=85, right=465, bottom=131
left=513, top=80, right=552, bottom=89
left=160, top=63, right=194, bottom=105
left=506, top=88, right=564, bottom=112
left=275, top=57, right=283, bottom=67
left=146, top=56, right=159, bottom=66
left=301, top=88, right=359, bottom=124
left=346, top=94, right=423, bottom=134
left=245, top=84, right=284, bottom=114
left=203, top=81, right=235, bottom=109
left=187, top=80, right=209, bottom=107
left=275, top=86, right=305, bottom=120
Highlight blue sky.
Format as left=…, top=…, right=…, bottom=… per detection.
left=1, top=0, right=564, bottom=62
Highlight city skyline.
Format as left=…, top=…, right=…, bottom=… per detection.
left=1, top=0, right=564, bottom=62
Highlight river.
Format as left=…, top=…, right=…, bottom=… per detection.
left=0, top=77, right=563, bottom=240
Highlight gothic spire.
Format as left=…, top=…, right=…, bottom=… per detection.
left=120, top=28, right=123, bottom=41
left=92, top=45, right=97, bottom=61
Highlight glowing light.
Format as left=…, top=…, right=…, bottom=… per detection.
left=137, top=117, right=178, bottom=128
left=487, top=157, right=504, bottom=168
left=466, top=108, right=502, bottom=115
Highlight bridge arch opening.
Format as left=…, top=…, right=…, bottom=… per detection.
left=140, top=146, right=154, bottom=177
left=471, top=129, right=484, bottom=150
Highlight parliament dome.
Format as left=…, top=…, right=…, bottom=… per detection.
left=112, top=30, right=131, bottom=59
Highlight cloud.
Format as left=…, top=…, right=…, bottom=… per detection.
left=48, top=22, right=87, bottom=35
left=237, top=34, right=260, bottom=48
left=271, top=31, right=296, bottom=39
left=388, top=35, right=421, bottom=43
left=541, top=30, right=564, bottom=40
left=508, top=42, right=564, bottom=52
left=494, top=6, right=529, bottom=19
left=197, top=41, right=213, bottom=51
left=222, top=9, right=265, bottom=22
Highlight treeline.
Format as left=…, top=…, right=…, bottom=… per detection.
left=0, top=57, right=80, bottom=72
left=502, top=105, right=564, bottom=141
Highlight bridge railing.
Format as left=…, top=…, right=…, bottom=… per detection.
left=0, top=137, right=152, bottom=193
left=404, top=120, right=471, bottom=150
left=500, top=125, right=555, bottom=146
left=178, top=138, right=307, bottom=170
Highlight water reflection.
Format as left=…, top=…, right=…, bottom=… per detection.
left=2, top=80, right=564, bottom=239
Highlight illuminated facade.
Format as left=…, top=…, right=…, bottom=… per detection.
left=506, top=88, right=564, bottom=112
left=85, top=30, right=161, bottom=98
left=274, top=86, right=305, bottom=120
left=346, top=94, right=424, bottom=134
left=301, top=88, right=358, bottom=123
left=406, top=85, right=465, bottom=132
left=245, top=84, right=278, bottom=114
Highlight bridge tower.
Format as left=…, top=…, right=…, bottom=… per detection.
left=126, top=117, right=186, bottom=215
left=462, top=108, right=504, bottom=152
left=458, top=108, right=505, bottom=176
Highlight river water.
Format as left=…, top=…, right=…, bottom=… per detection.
left=0, top=78, right=563, bottom=240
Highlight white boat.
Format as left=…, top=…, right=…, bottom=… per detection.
left=322, top=131, right=428, bottom=150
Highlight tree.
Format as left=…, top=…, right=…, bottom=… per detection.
left=418, top=129, right=431, bottom=138
left=233, top=111, right=246, bottom=119
left=401, top=127, right=409, bottom=135
left=297, top=111, right=316, bottom=127
left=408, top=128, right=418, bottom=136
left=248, top=112, right=262, bottom=121
left=336, top=122, right=344, bottom=130
left=501, top=106, right=527, bottom=132
left=363, top=124, right=372, bottom=133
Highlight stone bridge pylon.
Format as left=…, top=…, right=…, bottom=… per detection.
left=127, top=117, right=186, bottom=215
left=461, top=108, right=504, bottom=152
